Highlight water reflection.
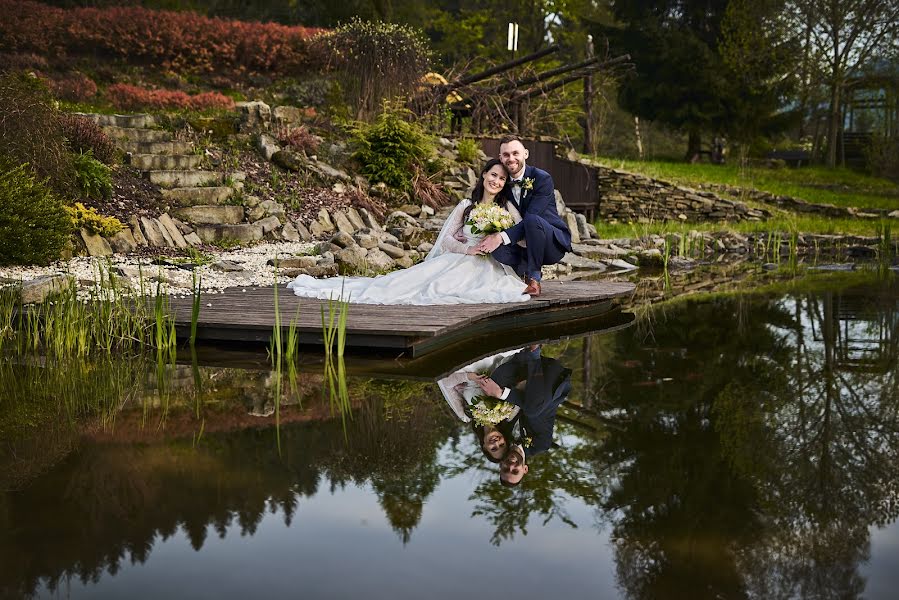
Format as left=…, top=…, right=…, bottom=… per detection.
left=2, top=274, right=899, bottom=598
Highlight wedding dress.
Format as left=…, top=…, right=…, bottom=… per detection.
left=437, top=349, right=524, bottom=422
left=286, top=200, right=530, bottom=305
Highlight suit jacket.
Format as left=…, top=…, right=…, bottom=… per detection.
left=502, top=165, right=572, bottom=251
left=491, top=349, right=572, bottom=457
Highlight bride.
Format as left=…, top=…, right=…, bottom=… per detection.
left=286, top=158, right=530, bottom=305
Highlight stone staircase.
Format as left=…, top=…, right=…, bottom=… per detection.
left=76, top=112, right=262, bottom=248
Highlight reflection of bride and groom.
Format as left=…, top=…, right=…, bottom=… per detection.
left=286, top=135, right=572, bottom=303
left=438, top=345, right=572, bottom=486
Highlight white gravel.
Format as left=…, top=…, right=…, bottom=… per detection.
left=0, top=241, right=319, bottom=298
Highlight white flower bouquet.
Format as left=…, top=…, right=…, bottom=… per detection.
left=469, top=395, right=516, bottom=427
left=467, top=204, right=514, bottom=235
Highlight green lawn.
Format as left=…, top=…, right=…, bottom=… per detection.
left=594, top=157, right=899, bottom=211
left=595, top=214, right=890, bottom=239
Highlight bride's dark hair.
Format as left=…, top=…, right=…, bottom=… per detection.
left=462, top=158, right=510, bottom=225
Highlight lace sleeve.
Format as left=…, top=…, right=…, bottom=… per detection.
left=438, top=201, right=470, bottom=255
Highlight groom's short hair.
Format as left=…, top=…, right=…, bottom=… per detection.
left=499, top=134, right=523, bottom=146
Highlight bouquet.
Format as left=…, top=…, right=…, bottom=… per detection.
left=467, top=204, right=514, bottom=235
left=469, top=395, right=516, bottom=427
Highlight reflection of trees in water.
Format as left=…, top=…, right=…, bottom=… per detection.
left=0, top=378, right=454, bottom=598
left=590, top=284, right=899, bottom=599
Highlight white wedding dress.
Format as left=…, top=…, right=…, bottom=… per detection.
left=286, top=200, right=530, bottom=305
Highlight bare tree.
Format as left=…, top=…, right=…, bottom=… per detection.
left=789, top=0, right=899, bottom=167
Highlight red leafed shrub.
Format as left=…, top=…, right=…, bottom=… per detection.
left=0, top=1, right=324, bottom=75
left=48, top=72, right=98, bottom=102
left=59, top=114, right=119, bottom=165
left=0, top=52, right=48, bottom=73
left=106, top=83, right=234, bottom=111
left=276, top=125, right=321, bottom=154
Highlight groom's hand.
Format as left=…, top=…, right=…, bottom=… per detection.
left=476, top=376, right=504, bottom=399
left=475, top=233, right=503, bottom=254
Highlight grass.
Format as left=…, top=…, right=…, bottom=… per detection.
left=594, top=156, right=899, bottom=211
left=596, top=214, right=893, bottom=239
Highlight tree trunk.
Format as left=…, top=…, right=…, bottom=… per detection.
left=826, top=82, right=842, bottom=168
left=583, top=35, right=595, bottom=155
left=686, top=130, right=702, bottom=162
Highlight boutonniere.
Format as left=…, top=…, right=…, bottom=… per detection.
left=524, top=436, right=533, bottom=448
left=522, top=177, right=535, bottom=191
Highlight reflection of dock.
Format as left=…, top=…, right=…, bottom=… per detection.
left=169, top=280, right=634, bottom=360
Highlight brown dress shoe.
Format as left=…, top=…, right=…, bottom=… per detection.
left=524, top=278, right=541, bottom=296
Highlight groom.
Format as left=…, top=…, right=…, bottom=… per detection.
left=474, top=135, right=572, bottom=296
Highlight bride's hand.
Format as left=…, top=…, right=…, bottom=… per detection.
left=465, top=247, right=482, bottom=256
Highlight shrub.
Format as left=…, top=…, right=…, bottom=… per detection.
left=865, top=135, right=899, bottom=180
left=64, top=202, right=122, bottom=237
left=0, top=72, right=74, bottom=194
left=0, top=0, right=322, bottom=75
left=60, top=114, right=119, bottom=165
left=319, top=18, right=431, bottom=119
left=0, top=161, right=73, bottom=266
left=277, top=125, right=321, bottom=155
left=106, top=83, right=234, bottom=111
left=47, top=72, right=97, bottom=102
left=456, top=138, right=480, bottom=164
left=72, top=151, right=112, bottom=200
left=352, top=102, right=434, bottom=192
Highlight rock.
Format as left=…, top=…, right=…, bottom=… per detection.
left=889, top=210, right=899, bottom=219
left=172, top=217, right=192, bottom=235
left=271, top=149, right=302, bottom=171
left=293, top=220, right=312, bottom=241
left=238, top=100, right=271, bottom=132
left=667, top=256, right=695, bottom=270
left=108, top=228, right=137, bottom=254
left=281, top=222, right=300, bottom=242
left=309, top=220, right=326, bottom=238
left=212, top=260, right=246, bottom=273
left=417, top=242, right=434, bottom=254
left=80, top=229, right=113, bottom=257
left=317, top=208, right=335, bottom=232
left=256, top=216, right=282, bottom=235
left=397, top=204, right=422, bottom=217
left=637, top=248, right=664, bottom=267
left=158, top=214, right=188, bottom=249
left=248, top=200, right=285, bottom=223
left=420, top=204, right=435, bottom=217
left=195, top=223, right=263, bottom=243
left=563, top=212, right=581, bottom=245
left=370, top=182, right=389, bottom=197
left=273, top=105, right=305, bottom=126
left=184, top=232, right=202, bottom=246
left=606, top=258, right=638, bottom=272
left=310, top=159, right=351, bottom=181
left=354, top=233, right=379, bottom=249
left=316, top=241, right=341, bottom=255
left=20, top=274, right=74, bottom=304
left=394, top=255, right=414, bottom=269
left=268, top=256, right=318, bottom=269
left=378, top=243, right=406, bottom=259
left=140, top=216, right=167, bottom=247
left=365, top=248, right=395, bottom=272
left=244, top=194, right=262, bottom=208
left=333, top=210, right=356, bottom=234
left=386, top=211, right=418, bottom=229
left=762, top=262, right=779, bottom=271
left=346, top=207, right=366, bottom=230
left=560, top=252, right=607, bottom=271
left=171, top=205, right=245, bottom=225
left=281, top=263, right=338, bottom=278
left=128, top=216, right=148, bottom=246
left=358, top=208, right=383, bottom=231
left=256, top=133, right=280, bottom=161
left=332, top=182, right=347, bottom=195
left=575, top=213, right=591, bottom=240
left=554, top=189, right=566, bottom=215
left=330, top=231, right=356, bottom=248
left=585, top=223, right=599, bottom=239
left=335, top=246, right=369, bottom=273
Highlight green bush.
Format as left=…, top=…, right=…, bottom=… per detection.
left=73, top=151, right=113, bottom=199
left=456, top=138, right=480, bottom=164
left=64, top=202, right=122, bottom=237
left=352, top=103, right=434, bottom=192
left=0, top=161, right=73, bottom=266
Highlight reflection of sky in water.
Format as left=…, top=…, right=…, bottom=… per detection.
left=36, top=442, right=619, bottom=600
left=864, top=520, right=899, bottom=599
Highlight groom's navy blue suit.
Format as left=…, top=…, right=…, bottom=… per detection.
left=492, top=165, right=572, bottom=281
left=491, top=348, right=572, bottom=458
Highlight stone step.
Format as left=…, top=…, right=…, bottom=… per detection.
left=195, top=223, right=263, bottom=244
left=170, top=205, right=245, bottom=225
left=161, top=186, right=234, bottom=206
left=118, top=140, right=194, bottom=155
left=75, top=113, right=156, bottom=129
left=130, top=153, right=201, bottom=171
left=148, top=170, right=224, bottom=188
left=102, top=126, right=172, bottom=143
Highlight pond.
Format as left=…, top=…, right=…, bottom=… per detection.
left=2, top=271, right=899, bottom=599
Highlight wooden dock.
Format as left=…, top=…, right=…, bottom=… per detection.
left=170, top=280, right=635, bottom=358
